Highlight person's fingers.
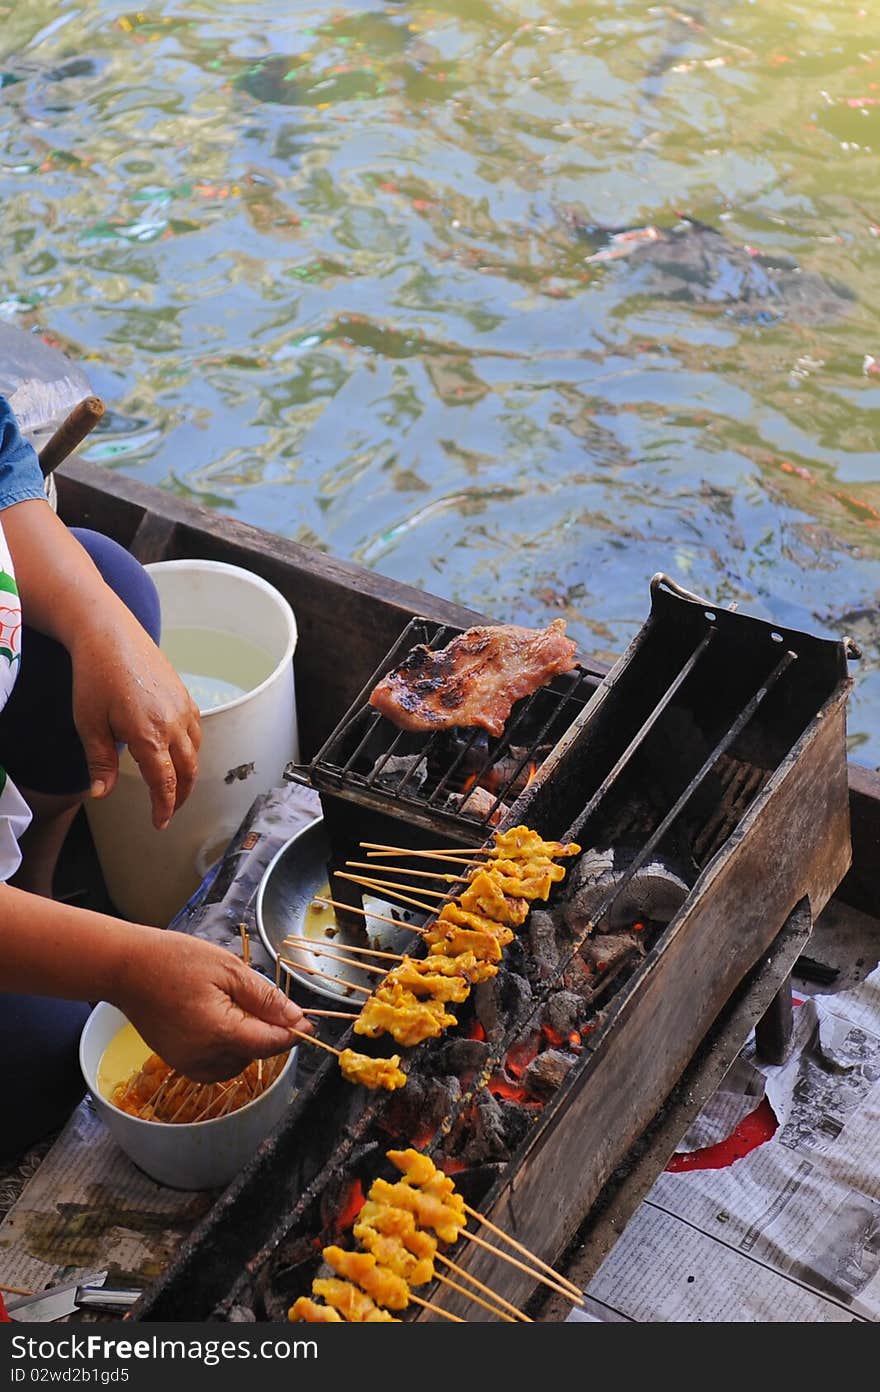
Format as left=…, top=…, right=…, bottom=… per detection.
left=229, top=1016, right=306, bottom=1061
left=229, top=965, right=312, bottom=1034
left=80, top=721, right=120, bottom=801
left=188, top=709, right=203, bottom=754
left=128, top=740, right=177, bottom=829
left=168, top=731, right=199, bottom=812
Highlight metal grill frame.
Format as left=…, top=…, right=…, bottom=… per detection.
left=300, top=616, right=599, bottom=836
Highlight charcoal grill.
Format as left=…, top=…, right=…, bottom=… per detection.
left=287, top=615, right=599, bottom=929
left=130, top=574, right=856, bottom=1323
left=296, top=616, right=599, bottom=837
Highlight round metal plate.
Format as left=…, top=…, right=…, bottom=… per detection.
left=255, top=817, right=426, bottom=1003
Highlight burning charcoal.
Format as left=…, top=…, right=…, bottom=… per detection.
left=370, top=752, right=429, bottom=791
left=455, top=1088, right=510, bottom=1165
left=382, top=1073, right=462, bottom=1138
left=446, top=783, right=510, bottom=823
left=528, top=908, right=563, bottom=980
left=542, top=990, right=584, bottom=1039
left=581, top=931, right=644, bottom=974
left=474, top=968, right=533, bottom=1044
left=562, top=952, right=594, bottom=999
left=498, top=1097, right=536, bottom=1152
left=522, top=1049, right=578, bottom=1101
left=436, top=729, right=491, bottom=779
left=563, top=846, right=691, bottom=935
left=437, top=1037, right=491, bottom=1081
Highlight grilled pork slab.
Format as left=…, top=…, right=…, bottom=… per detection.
left=368, top=620, right=578, bottom=737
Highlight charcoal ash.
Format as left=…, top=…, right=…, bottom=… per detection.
left=502, top=934, right=530, bottom=978
left=561, top=952, right=594, bottom=998
left=528, top=908, right=564, bottom=979
left=451, top=1089, right=510, bottom=1165
left=261, top=1235, right=320, bottom=1322
left=435, top=1036, right=491, bottom=1082
left=522, top=1049, right=579, bottom=1101
left=382, top=1071, right=462, bottom=1139
left=437, top=1161, right=506, bottom=1208
left=447, top=1086, right=535, bottom=1166
left=474, top=966, right=533, bottom=1044
left=581, top=930, right=646, bottom=974
left=562, top=846, right=690, bottom=935
left=370, top=752, right=429, bottom=791
left=319, top=1143, right=381, bottom=1232
left=541, top=990, right=584, bottom=1039
left=446, top=784, right=510, bottom=823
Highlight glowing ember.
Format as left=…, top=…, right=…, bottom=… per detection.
left=440, top=1155, right=467, bottom=1174
left=335, top=1180, right=365, bottom=1233
left=504, top=1033, right=541, bottom=1079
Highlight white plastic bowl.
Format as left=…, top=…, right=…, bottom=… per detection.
left=79, top=1002, right=298, bottom=1191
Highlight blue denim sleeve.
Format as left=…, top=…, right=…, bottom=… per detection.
left=0, top=395, right=48, bottom=509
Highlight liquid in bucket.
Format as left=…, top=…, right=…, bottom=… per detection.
left=161, top=626, right=275, bottom=711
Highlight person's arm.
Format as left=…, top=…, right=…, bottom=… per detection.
left=0, top=882, right=310, bottom=1080
left=1, top=498, right=201, bottom=829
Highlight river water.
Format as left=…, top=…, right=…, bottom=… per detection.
left=1, top=2, right=879, bottom=761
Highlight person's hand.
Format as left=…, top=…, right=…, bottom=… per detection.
left=70, top=607, right=201, bottom=830
left=116, top=929, right=312, bottom=1082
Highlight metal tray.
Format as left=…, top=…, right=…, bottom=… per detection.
left=255, top=817, right=424, bottom=1003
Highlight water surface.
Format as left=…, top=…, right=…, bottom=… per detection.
left=2, top=1, right=879, bottom=758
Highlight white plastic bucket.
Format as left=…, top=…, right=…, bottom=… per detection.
left=85, top=559, right=299, bottom=927
left=79, top=1003, right=298, bottom=1190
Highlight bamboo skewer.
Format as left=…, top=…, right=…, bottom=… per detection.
left=462, top=1202, right=584, bottom=1300
left=461, top=1229, right=586, bottom=1308
left=278, top=955, right=372, bottom=996
left=285, top=935, right=405, bottom=963
left=302, top=1008, right=359, bottom=1020
left=289, top=1027, right=343, bottom=1059
left=0, top=1284, right=34, bottom=1297
left=166, top=1084, right=202, bottom=1125
left=281, top=940, right=389, bottom=977
left=346, top=859, right=465, bottom=885
left=239, top=925, right=251, bottom=966
left=335, top=871, right=446, bottom=911
left=435, top=1254, right=531, bottom=1322
left=310, top=895, right=428, bottom=934
left=434, top=1271, right=515, bottom=1322
left=367, top=851, right=487, bottom=868
left=360, top=841, right=491, bottom=858
left=407, top=1292, right=465, bottom=1322
left=191, top=1082, right=233, bottom=1125
left=367, top=846, right=484, bottom=868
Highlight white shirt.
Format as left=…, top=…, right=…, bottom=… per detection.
left=0, top=517, right=33, bottom=879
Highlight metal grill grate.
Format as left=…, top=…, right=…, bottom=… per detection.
left=299, top=617, right=600, bottom=833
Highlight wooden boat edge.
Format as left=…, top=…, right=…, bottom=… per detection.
left=54, top=456, right=880, bottom=918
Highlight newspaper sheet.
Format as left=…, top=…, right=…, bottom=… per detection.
left=0, top=1103, right=212, bottom=1295
left=569, top=966, right=880, bottom=1322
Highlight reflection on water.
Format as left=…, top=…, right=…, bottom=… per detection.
left=1, top=1, right=879, bottom=760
